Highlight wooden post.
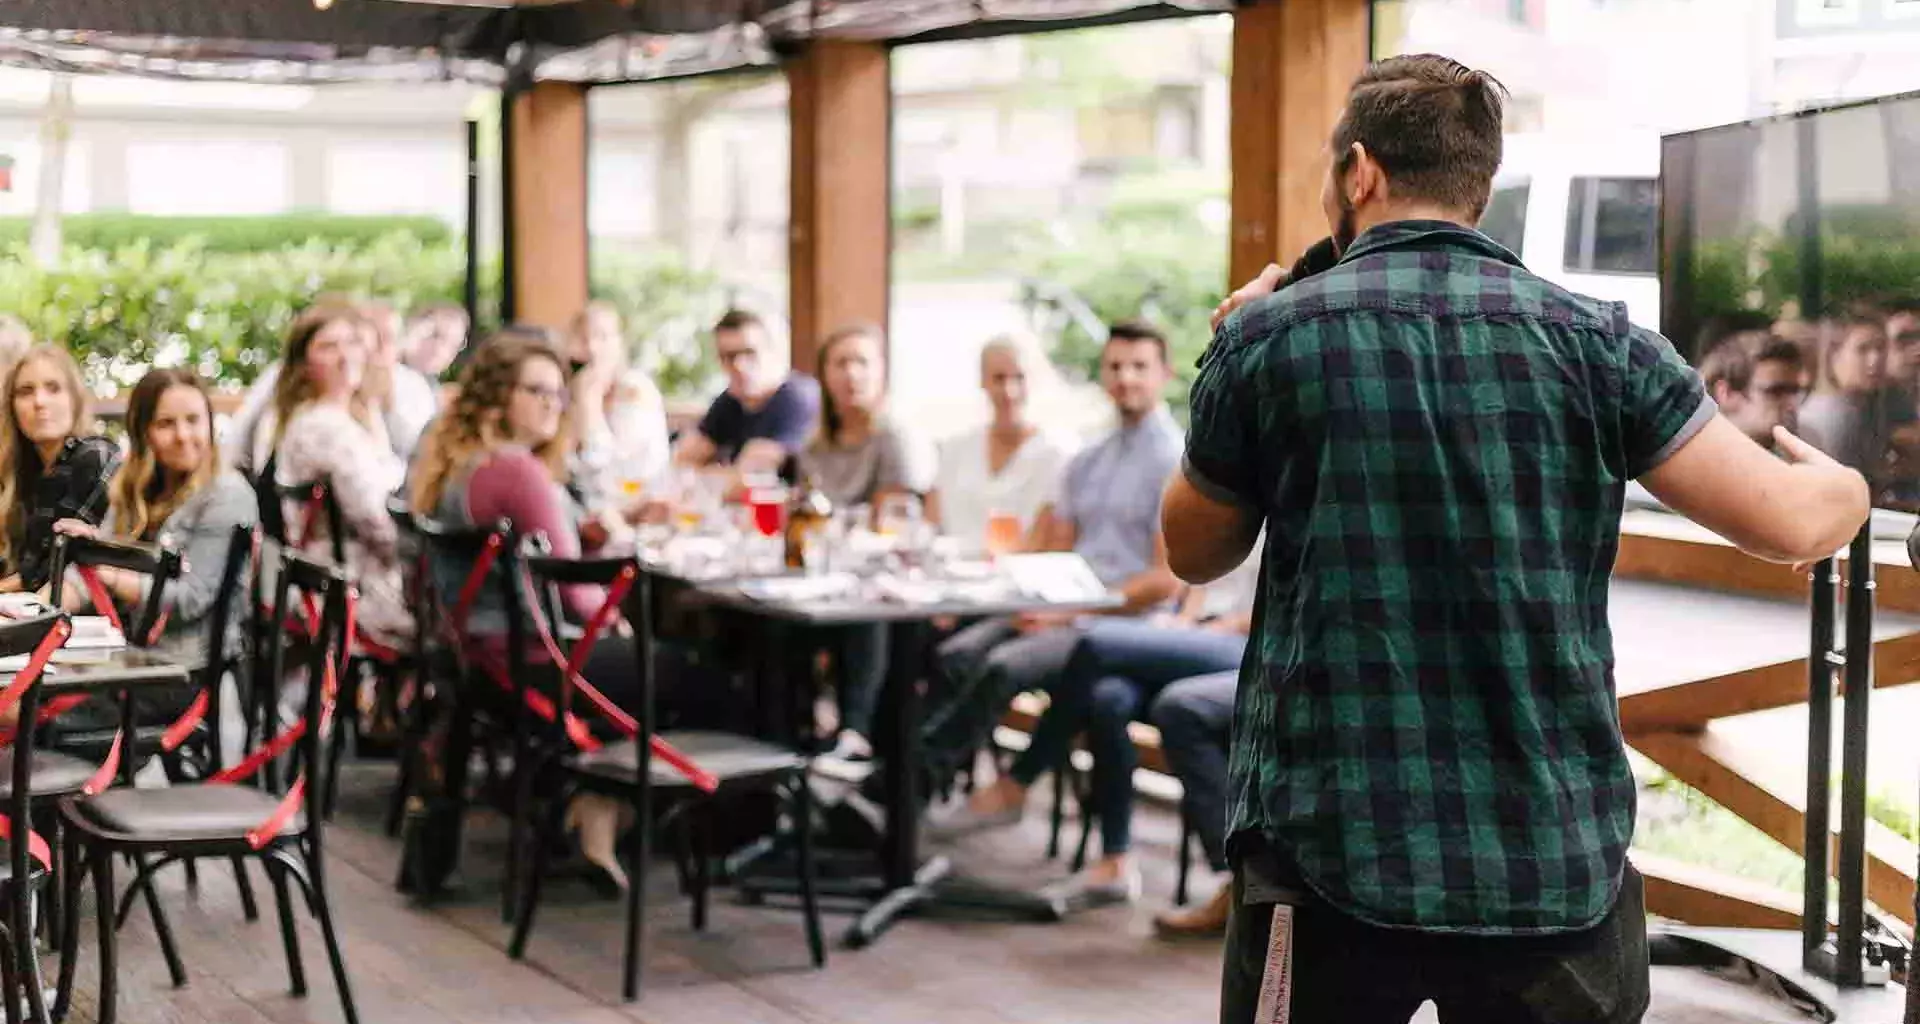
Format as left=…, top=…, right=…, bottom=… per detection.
left=787, top=40, right=891, bottom=377
left=507, top=80, right=590, bottom=331
left=1228, top=0, right=1371, bottom=287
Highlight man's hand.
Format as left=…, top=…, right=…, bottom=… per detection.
left=1211, top=263, right=1288, bottom=332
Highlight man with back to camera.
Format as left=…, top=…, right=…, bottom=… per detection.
left=672, top=309, right=820, bottom=477
left=1699, top=333, right=1806, bottom=448
left=1162, top=55, right=1870, bottom=1023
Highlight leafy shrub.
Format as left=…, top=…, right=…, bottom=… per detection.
left=0, top=213, right=451, bottom=254
left=0, top=235, right=725, bottom=397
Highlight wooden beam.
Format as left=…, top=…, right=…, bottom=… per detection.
left=1632, top=729, right=1918, bottom=926
left=1632, top=851, right=1805, bottom=931
left=1617, top=512, right=1920, bottom=613
left=1619, top=630, right=1920, bottom=733
left=507, top=80, right=589, bottom=331
left=1227, top=0, right=1369, bottom=286
left=787, top=40, right=891, bottom=378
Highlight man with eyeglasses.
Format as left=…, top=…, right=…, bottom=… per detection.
left=1699, top=333, right=1806, bottom=448
left=672, top=309, right=821, bottom=476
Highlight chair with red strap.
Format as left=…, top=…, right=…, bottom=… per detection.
left=401, top=513, right=523, bottom=909
left=43, top=528, right=265, bottom=946
left=246, top=477, right=343, bottom=753
left=0, top=611, right=76, bottom=1024
left=54, top=551, right=361, bottom=1024
left=505, top=547, right=824, bottom=1001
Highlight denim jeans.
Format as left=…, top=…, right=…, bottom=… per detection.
left=1149, top=671, right=1237, bottom=870
left=920, top=618, right=1083, bottom=783
left=1008, top=618, right=1246, bottom=858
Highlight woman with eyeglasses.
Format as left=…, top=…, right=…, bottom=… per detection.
left=267, top=303, right=413, bottom=650
left=0, top=345, right=119, bottom=595
left=411, top=329, right=648, bottom=894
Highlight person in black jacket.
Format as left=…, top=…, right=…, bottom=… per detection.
left=0, top=345, right=118, bottom=594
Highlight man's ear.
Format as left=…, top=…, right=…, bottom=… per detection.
left=1710, top=380, right=1737, bottom=407
left=1348, top=142, right=1383, bottom=206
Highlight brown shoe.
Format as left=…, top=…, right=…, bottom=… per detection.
left=1152, top=881, right=1231, bottom=939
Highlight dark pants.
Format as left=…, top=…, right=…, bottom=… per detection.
left=831, top=624, right=888, bottom=739
left=1150, top=671, right=1236, bottom=870
left=1008, top=619, right=1245, bottom=858
left=920, top=618, right=1082, bottom=782
left=1221, top=863, right=1650, bottom=1024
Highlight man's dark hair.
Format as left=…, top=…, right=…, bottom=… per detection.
left=1692, top=310, right=1775, bottom=355
left=1106, top=318, right=1169, bottom=365
left=1699, top=333, right=1804, bottom=394
left=714, top=308, right=764, bottom=334
left=1331, top=54, right=1508, bottom=217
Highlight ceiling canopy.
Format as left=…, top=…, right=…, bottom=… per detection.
left=0, top=0, right=1230, bottom=85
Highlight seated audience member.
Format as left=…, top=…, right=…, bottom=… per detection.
left=401, top=301, right=472, bottom=380
left=1798, top=315, right=1920, bottom=496
left=1690, top=310, right=1774, bottom=363
left=673, top=310, right=820, bottom=475
left=921, top=321, right=1185, bottom=794
left=799, top=324, right=936, bottom=764
left=228, top=296, right=438, bottom=472
left=360, top=300, right=440, bottom=461
left=0, top=345, right=119, bottom=594
left=944, top=547, right=1259, bottom=911
left=0, top=314, right=33, bottom=376
left=801, top=324, right=936, bottom=507
left=267, top=304, right=413, bottom=650
left=567, top=301, right=671, bottom=513
left=51, top=369, right=258, bottom=743
left=1698, top=334, right=1806, bottom=448
left=928, top=332, right=1074, bottom=551
left=411, top=331, right=641, bottom=892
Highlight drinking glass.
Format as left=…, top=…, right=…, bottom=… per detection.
left=984, top=509, right=1022, bottom=557
left=876, top=494, right=923, bottom=539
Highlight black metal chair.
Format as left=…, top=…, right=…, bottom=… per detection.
left=0, top=611, right=77, bottom=1024
left=43, top=525, right=265, bottom=912
left=55, top=551, right=360, bottom=1024
left=400, top=515, right=522, bottom=910
left=506, top=549, right=825, bottom=1000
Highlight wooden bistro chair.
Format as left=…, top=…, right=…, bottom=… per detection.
left=506, top=548, right=825, bottom=1001
left=0, top=611, right=80, bottom=1024
left=55, top=551, right=361, bottom=1024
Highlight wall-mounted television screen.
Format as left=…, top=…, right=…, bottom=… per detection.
left=1662, top=91, right=1920, bottom=514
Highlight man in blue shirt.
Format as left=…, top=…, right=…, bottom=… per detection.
left=922, top=322, right=1184, bottom=862
left=673, top=309, right=821, bottom=475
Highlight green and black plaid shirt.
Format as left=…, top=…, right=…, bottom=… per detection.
left=1185, top=220, right=1714, bottom=935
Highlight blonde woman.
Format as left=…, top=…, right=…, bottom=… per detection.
left=56, top=368, right=257, bottom=665
left=928, top=332, right=1075, bottom=551
left=567, top=301, right=670, bottom=514
left=413, top=329, right=644, bottom=893
left=267, top=304, right=413, bottom=649
left=0, top=345, right=118, bottom=594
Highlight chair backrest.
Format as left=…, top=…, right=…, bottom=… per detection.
left=414, top=514, right=519, bottom=656
left=260, top=471, right=346, bottom=568
left=0, top=611, right=72, bottom=881
left=195, top=524, right=257, bottom=773
left=517, top=547, right=647, bottom=750
left=258, top=548, right=352, bottom=810
left=47, top=534, right=183, bottom=648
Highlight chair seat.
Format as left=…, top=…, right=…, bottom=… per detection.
left=572, top=730, right=804, bottom=789
left=0, top=749, right=99, bottom=797
left=71, top=784, right=305, bottom=844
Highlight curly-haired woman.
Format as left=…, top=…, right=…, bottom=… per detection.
left=411, top=328, right=644, bottom=893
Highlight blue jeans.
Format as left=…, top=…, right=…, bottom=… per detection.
left=1010, top=619, right=1246, bottom=858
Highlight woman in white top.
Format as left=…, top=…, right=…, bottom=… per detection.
left=568, top=301, right=671, bottom=514
left=929, top=332, right=1074, bottom=550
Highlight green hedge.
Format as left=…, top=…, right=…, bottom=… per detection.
left=0, top=213, right=451, bottom=254
left=0, top=235, right=726, bottom=396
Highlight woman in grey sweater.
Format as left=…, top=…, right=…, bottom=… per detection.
left=59, top=368, right=258, bottom=668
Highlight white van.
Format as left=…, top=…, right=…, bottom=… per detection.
left=1479, top=135, right=1662, bottom=330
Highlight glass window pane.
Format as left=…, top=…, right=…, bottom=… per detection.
left=1479, top=182, right=1530, bottom=257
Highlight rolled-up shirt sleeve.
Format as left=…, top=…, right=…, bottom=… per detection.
left=1622, top=325, right=1716, bottom=479
left=1183, top=340, right=1260, bottom=508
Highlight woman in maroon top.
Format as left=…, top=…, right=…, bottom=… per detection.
left=411, top=329, right=640, bottom=893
